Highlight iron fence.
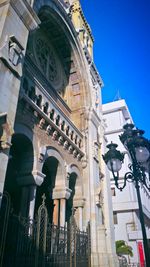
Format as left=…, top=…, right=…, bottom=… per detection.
left=0, top=192, right=91, bottom=267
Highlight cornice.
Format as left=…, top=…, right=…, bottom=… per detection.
left=70, top=2, right=94, bottom=41
left=90, top=62, right=104, bottom=87
left=10, top=0, right=40, bottom=30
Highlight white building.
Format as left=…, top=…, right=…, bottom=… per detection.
left=103, top=99, right=150, bottom=266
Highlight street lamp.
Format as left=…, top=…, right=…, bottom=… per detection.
left=103, top=123, right=150, bottom=267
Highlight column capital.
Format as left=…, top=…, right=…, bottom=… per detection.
left=16, top=170, right=45, bottom=186
left=52, top=187, right=72, bottom=200
left=73, top=197, right=86, bottom=208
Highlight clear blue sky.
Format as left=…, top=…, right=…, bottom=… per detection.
left=80, top=0, right=150, bottom=139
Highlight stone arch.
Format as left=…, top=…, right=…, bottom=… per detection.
left=44, top=146, right=66, bottom=188
left=66, top=163, right=84, bottom=223
left=14, top=123, right=40, bottom=171
left=34, top=146, right=67, bottom=223
left=24, top=0, right=92, bottom=130
left=4, top=132, right=34, bottom=217
left=67, top=164, right=82, bottom=189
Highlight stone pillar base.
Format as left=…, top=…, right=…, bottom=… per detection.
left=108, top=254, right=119, bottom=267
left=91, top=252, right=119, bottom=267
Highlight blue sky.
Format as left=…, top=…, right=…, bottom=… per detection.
left=80, top=0, right=150, bottom=139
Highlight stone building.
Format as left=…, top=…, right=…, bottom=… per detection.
left=0, top=0, right=118, bottom=266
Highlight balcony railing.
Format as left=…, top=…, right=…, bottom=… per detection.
left=20, top=77, right=84, bottom=161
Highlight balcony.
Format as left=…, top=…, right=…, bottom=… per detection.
left=20, top=76, right=84, bottom=161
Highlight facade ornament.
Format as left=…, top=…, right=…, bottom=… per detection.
left=77, top=153, right=82, bottom=161
left=58, top=136, right=64, bottom=145
left=63, top=140, right=69, bottom=150
left=68, top=145, right=73, bottom=154
left=73, top=149, right=78, bottom=158
left=46, top=125, right=52, bottom=135
left=95, top=183, right=104, bottom=208
left=8, top=35, right=24, bottom=66
left=39, top=118, right=45, bottom=129
left=81, top=156, right=87, bottom=167
left=52, top=130, right=58, bottom=140
left=0, top=35, right=24, bottom=77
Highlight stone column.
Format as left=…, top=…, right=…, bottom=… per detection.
left=17, top=170, right=45, bottom=218
left=52, top=187, right=72, bottom=227
left=73, top=198, right=85, bottom=231
left=28, top=185, right=36, bottom=221
left=78, top=206, right=83, bottom=231
left=53, top=199, right=59, bottom=225
left=60, top=199, right=66, bottom=227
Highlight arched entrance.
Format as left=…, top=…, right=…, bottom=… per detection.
left=35, top=156, right=59, bottom=223
left=3, top=133, right=34, bottom=216
left=66, top=164, right=84, bottom=230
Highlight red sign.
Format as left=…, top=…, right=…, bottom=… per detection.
left=137, top=241, right=145, bottom=267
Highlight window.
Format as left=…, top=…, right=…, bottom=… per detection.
left=111, top=187, right=116, bottom=196
left=113, top=212, right=118, bottom=224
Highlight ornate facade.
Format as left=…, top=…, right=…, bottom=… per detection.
left=0, top=0, right=118, bottom=266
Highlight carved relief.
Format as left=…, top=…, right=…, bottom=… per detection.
left=8, top=36, right=24, bottom=66
left=0, top=35, right=24, bottom=77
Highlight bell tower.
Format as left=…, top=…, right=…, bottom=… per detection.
left=70, top=0, right=94, bottom=58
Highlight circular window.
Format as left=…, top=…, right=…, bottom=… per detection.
left=33, top=30, right=66, bottom=91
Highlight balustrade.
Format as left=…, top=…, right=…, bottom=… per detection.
left=21, top=77, right=83, bottom=160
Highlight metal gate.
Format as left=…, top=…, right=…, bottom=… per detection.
left=0, top=192, right=91, bottom=267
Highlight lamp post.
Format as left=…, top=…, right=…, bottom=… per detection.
left=103, top=123, right=150, bottom=267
